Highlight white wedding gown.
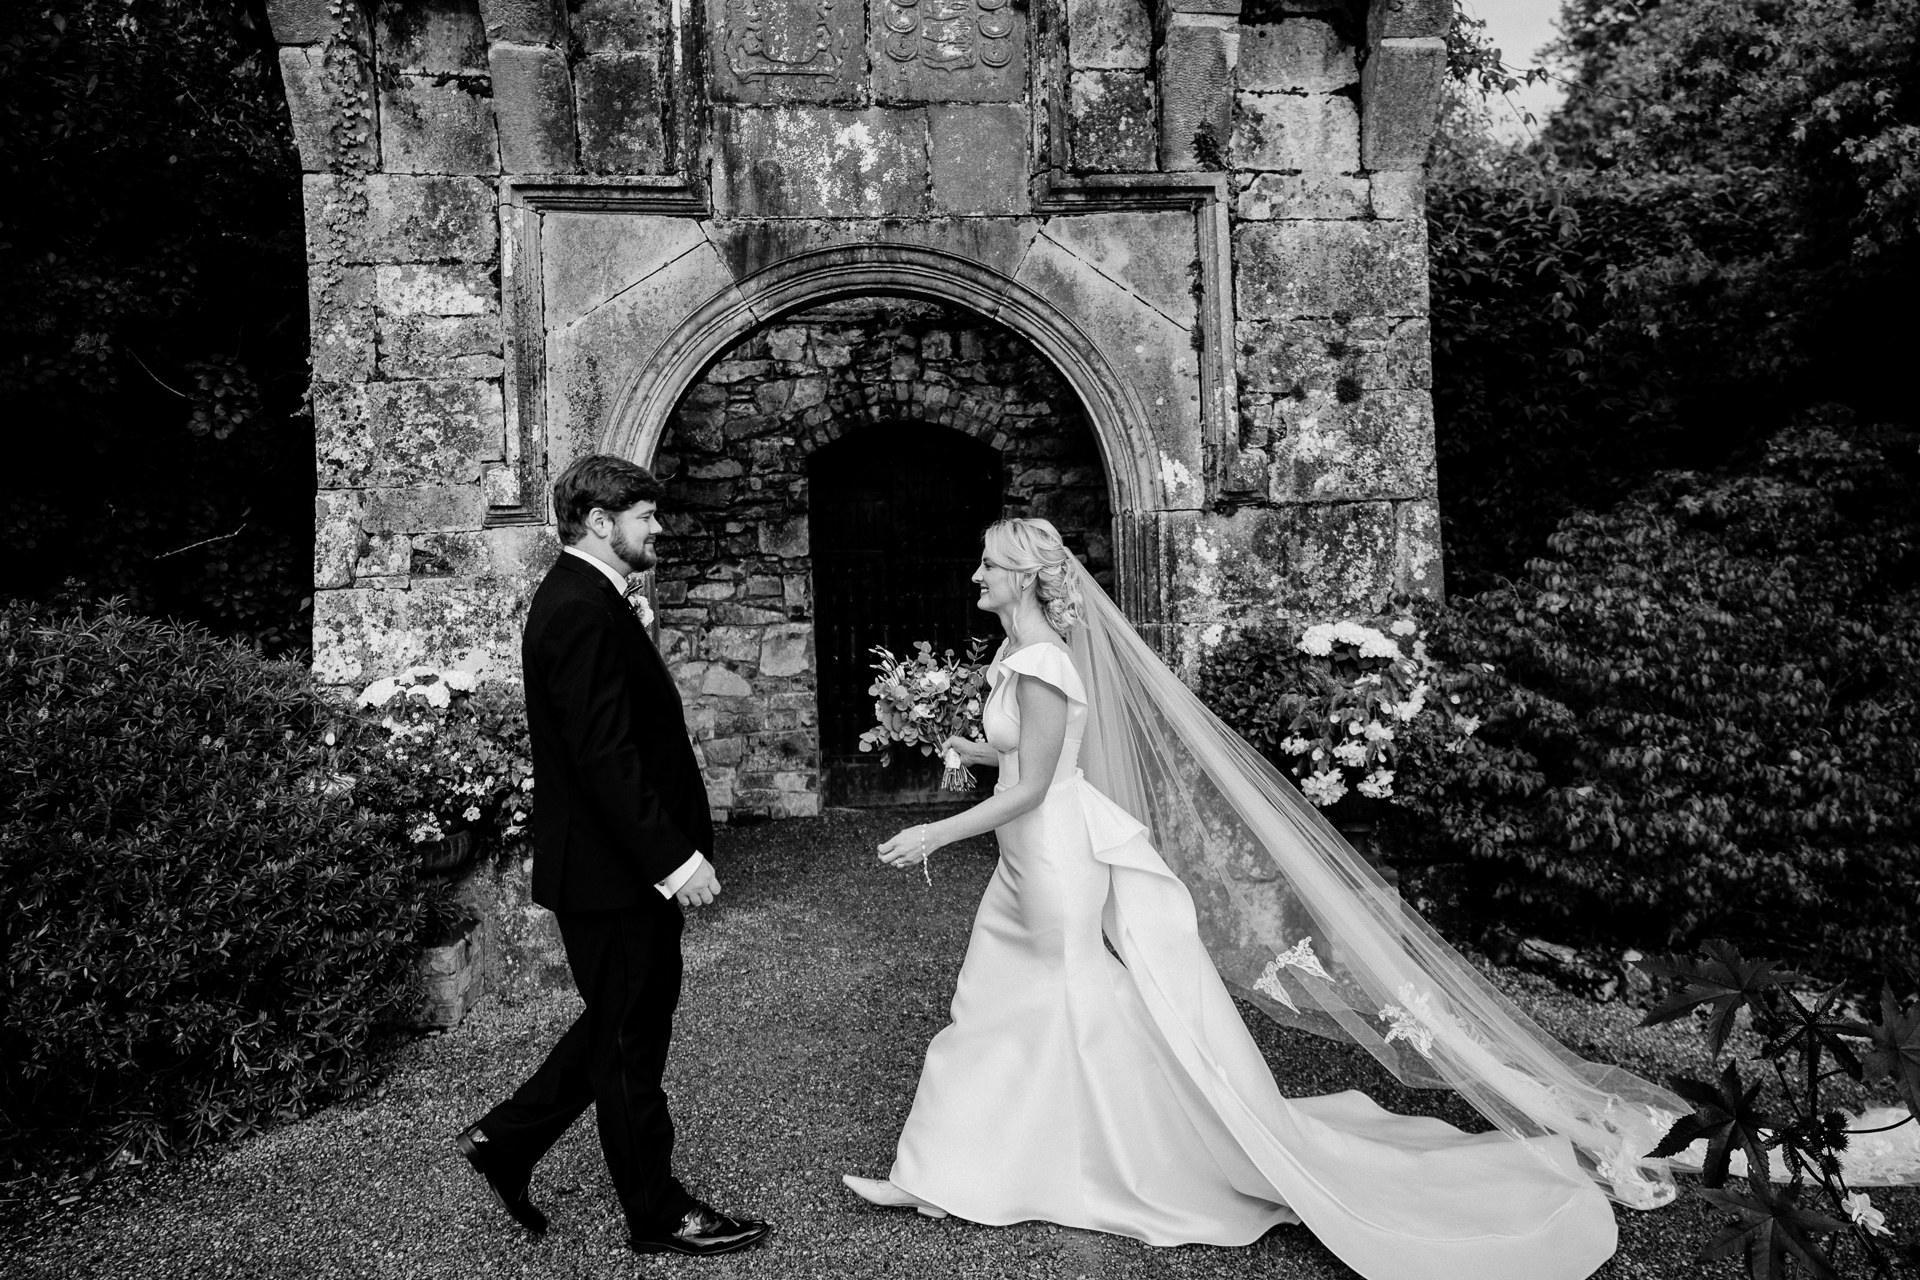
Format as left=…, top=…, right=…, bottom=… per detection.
left=885, top=642, right=1619, bottom=1279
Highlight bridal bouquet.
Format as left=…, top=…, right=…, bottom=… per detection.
left=858, top=638, right=992, bottom=791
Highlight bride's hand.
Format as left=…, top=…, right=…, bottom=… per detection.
left=878, top=823, right=942, bottom=869
left=939, top=735, right=995, bottom=767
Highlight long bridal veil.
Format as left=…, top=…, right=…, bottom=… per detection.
left=1064, top=559, right=1684, bottom=1209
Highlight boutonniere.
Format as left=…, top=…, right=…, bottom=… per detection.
left=624, top=589, right=654, bottom=627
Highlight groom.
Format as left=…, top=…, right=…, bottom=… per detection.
left=455, top=454, right=769, bottom=1257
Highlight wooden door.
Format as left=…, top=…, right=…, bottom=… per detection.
left=808, top=423, right=1004, bottom=805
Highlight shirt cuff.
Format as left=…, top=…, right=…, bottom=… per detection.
left=655, top=851, right=706, bottom=899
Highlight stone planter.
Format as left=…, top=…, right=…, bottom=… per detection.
left=418, top=826, right=478, bottom=879
left=415, top=915, right=492, bottom=1029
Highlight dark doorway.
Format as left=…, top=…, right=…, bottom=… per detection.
left=809, top=423, right=1004, bottom=806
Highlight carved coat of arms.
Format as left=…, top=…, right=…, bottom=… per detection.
left=880, top=0, right=1014, bottom=70
left=723, top=0, right=852, bottom=79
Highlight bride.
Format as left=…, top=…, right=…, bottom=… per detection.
left=842, top=517, right=1684, bottom=1280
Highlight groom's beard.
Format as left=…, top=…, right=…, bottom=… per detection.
left=610, top=527, right=657, bottom=573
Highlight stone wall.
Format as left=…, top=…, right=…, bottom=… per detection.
left=277, top=0, right=1450, bottom=770
left=650, top=299, right=1113, bottom=819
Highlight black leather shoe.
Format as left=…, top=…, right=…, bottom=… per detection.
left=454, top=1125, right=548, bottom=1236
left=629, top=1204, right=770, bottom=1257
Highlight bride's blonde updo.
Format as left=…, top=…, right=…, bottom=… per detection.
left=983, top=517, right=1083, bottom=635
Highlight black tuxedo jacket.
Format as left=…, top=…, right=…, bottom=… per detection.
left=521, top=552, right=713, bottom=912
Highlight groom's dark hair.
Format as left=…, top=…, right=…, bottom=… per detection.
left=553, top=454, right=665, bottom=545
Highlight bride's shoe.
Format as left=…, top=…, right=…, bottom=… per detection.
left=841, top=1174, right=949, bottom=1219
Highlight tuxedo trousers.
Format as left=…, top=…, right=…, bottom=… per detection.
left=478, top=899, right=697, bottom=1232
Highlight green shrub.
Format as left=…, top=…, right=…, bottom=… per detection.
left=1201, top=418, right=1920, bottom=985
left=0, top=599, right=454, bottom=1181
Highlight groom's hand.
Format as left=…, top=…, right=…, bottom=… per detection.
left=676, top=859, right=722, bottom=908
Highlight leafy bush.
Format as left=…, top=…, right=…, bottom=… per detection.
left=1201, top=418, right=1920, bottom=986
left=0, top=599, right=455, bottom=1182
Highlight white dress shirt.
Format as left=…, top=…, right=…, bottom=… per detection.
left=561, top=546, right=707, bottom=899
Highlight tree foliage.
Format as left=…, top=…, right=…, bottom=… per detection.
left=0, top=0, right=311, bottom=651
left=1431, top=0, right=1919, bottom=590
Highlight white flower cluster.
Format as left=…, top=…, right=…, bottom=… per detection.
left=1298, top=620, right=1403, bottom=661
left=357, top=666, right=478, bottom=711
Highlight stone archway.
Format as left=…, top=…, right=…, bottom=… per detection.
left=597, top=242, right=1164, bottom=626
left=646, top=295, right=1117, bottom=820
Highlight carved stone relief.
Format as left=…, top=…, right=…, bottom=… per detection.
left=712, top=0, right=866, bottom=104
left=872, top=0, right=1025, bottom=102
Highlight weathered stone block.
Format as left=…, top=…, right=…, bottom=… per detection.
left=1230, top=92, right=1360, bottom=171
left=703, top=665, right=755, bottom=697
left=376, top=263, right=498, bottom=316
left=1237, top=315, right=1432, bottom=392
left=928, top=105, right=1028, bottom=215
left=1360, top=37, right=1445, bottom=170
left=1069, top=70, right=1155, bottom=172
left=575, top=53, right=666, bottom=173
left=482, top=460, right=522, bottom=508
left=708, top=0, right=866, bottom=105
left=379, top=315, right=505, bottom=379
left=1039, top=211, right=1200, bottom=327
left=1158, top=19, right=1235, bottom=170
left=1234, top=219, right=1428, bottom=318
left=477, top=0, right=568, bottom=44
left=1236, top=19, right=1356, bottom=92
left=1265, top=389, right=1436, bottom=500
left=570, top=0, right=662, bottom=51
left=542, top=213, right=712, bottom=329
left=871, top=0, right=1027, bottom=104
left=304, top=175, right=498, bottom=264
left=310, top=266, right=376, bottom=381
left=1235, top=171, right=1369, bottom=220
left=1368, top=168, right=1423, bottom=219
left=279, top=46, right=378, bottom=172
left=1172, top=503, right=1401, bottom=625
left=356, top=531, right=413, bottom=578
left=1368, top=0, right=1451, bottom=43
left=759, top=624, right=813, bottom=677
left=409, top=530, right=492, bottom=578
left=379, top=76, right=499, bottom=175
left=265, top=0, right=334, bottom=44
left=712, top=107, right=929, bottom=218
left=317, top=380, right=505, bottom=487
left=376, top=0, right=490, bottom=72
left=363, top=484, right=491, bottom=533
left=315, top=491, right=366, bottom=588
left=489, top=43, right=578, bottom=173
left=1069, top=0, right=1151, bottom=68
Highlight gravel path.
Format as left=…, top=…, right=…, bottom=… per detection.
left=5, top=810, right=1910, bottom=1279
